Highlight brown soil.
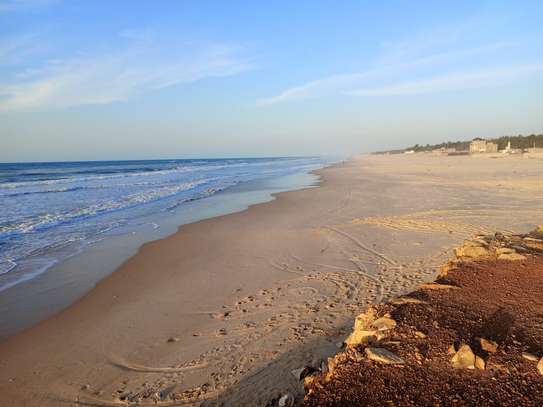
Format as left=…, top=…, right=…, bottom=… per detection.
left=302, top=246, right=543, bottom=406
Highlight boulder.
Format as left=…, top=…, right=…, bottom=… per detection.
left=451, top=344, right=476, bottom=369
left=479, top=338, right=498, bottom=353
left=365, top=347, right=405, bottom=365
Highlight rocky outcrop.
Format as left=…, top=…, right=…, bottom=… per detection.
left=301, top=227, right=543, bottom=406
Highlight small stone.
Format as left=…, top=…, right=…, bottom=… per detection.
left=365, top=347, right=405, bottom=365
left=447, top=344, right=456, bottom=355
left=278, top=393, right=294, bottom=407
left=479, top=338, right=498, bottom=353
left=522, top=352, right=539, bottom=362
left=414, top=331, right=427, bottom=339
left=475, top=356, right=485, bottom=370
left=167, top=337, right=180, bottom=343
left=451, top=344, right=475, bottom=369
left=537, top=357, right=543, bottom=376
left=372, top=316, right=397, bottom=331
left=81, top=384, right=91, bottom=391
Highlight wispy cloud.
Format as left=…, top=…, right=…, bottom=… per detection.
left=0, top=34, right=254, bottom=111
left=257, top=12, right=542, bottom=106
left=0, top=0, right=59, bottom=12
left=256, top=43, right=518, bottom=106
left=346, top=64, right=543, bottom=96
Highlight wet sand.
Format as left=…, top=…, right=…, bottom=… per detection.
left=0, top=153, right=542, bottom=406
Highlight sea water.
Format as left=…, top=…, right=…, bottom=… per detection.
left=0, top=157, right=328, bottom=294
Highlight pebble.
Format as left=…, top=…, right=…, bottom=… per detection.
left=365, top=347, right=405, bottom=365
left=278, top=393, right=294, bottom=407
left=167, top=337, right=180, bottom=343
left=522, top=352, right=538, bottom=362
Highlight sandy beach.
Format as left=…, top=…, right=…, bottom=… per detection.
left=1, top=153, right=542, bottom=407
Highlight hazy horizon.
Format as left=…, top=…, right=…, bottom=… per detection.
left=2, top=0, right=543, bottom=162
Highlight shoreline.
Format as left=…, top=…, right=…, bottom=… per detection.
left=0, top=167, right=326, bottom=339
left=1, top=153, right=542, bottom=406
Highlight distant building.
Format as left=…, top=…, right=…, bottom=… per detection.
left=469, top=138, right=498, bottom=154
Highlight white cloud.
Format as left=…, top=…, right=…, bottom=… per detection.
left=346, top=64, right=543, bottom=96
left=0, top=38, right=253, bottom=111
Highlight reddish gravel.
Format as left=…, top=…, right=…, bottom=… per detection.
left=302, top=250, right=543, bottom=406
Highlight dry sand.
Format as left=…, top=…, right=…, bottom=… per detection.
left=0, top=153, right=542, bottom=406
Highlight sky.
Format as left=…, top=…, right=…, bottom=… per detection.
left=1, top=0, right=542, bottom=162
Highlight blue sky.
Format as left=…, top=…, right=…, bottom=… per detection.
left=1, top=0, right=542, bottom=161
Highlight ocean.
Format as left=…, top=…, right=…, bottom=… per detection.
left=0, top=157, right=328, bottom=294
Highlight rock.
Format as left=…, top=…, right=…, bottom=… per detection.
left=455, top=245, right=490, bottom=259
left=291, top=366, right=318, bottom=381
left=495, top=247, right=515, bottom=255
left=344, top=308, right=379, bottom=346
left=498, top=253, right=526, bottom=261
left=167, top=337, right=180, bottom=343
left=372, top=316, right=397, bottom=331
left=479, top=338, right=498, bottom=353
left=538, top=357, right=543, bottom=376
left=344, top=329, right=377, bottom=346
left=365, top=347, right=405, bottom=365
left=475, top=356, right=485, bottom=370
left=81, top=384, right=91, bottom=391
left=447, top=344, right=456, bottom=355
left=278, top=393, right=294, bottom=407
left=438, top=262, right=455, bottom=278
left=353, top=308, right=377, bottom=331
left=523, top=239, right=543, bottom=252
left=451, top=344, right=475, bottom=369
left=532, top=225, right=543, bottom=238
left=522, top=352, right=538, bottom=362
left=419, top=283, right=458, bottom=290
left=390, top=297, right=425, bottom=305
left=414, top=331, right=427, bottom=339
